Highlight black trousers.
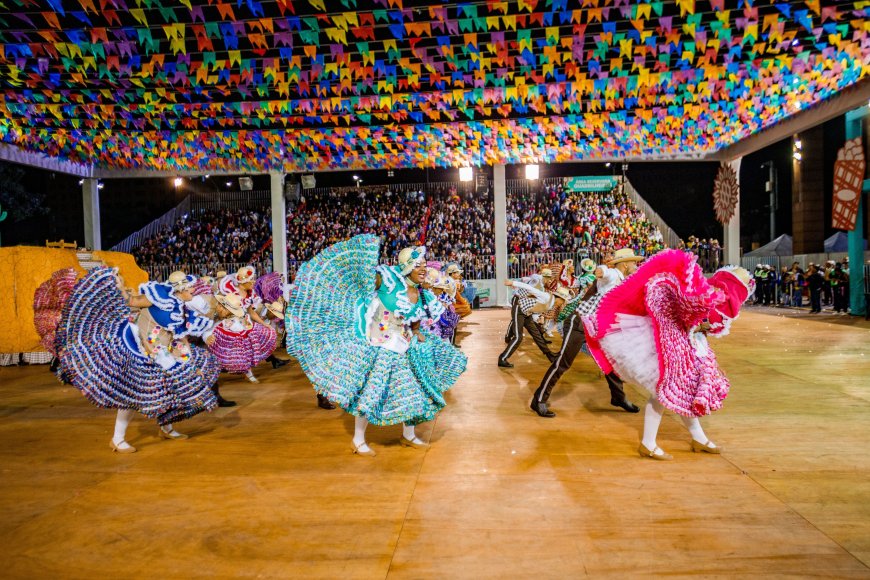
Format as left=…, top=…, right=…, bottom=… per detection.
left=533, top=312, right=628, bottom=404
left=499, top=297, right=553, bottom=362
left=809, top=288, right=822, bottom=312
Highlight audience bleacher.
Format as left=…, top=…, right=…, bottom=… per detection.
left=131, top=179, right=666, bottom=282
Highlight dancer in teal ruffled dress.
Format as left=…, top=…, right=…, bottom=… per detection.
left=285, top=234, right=467, bottom=457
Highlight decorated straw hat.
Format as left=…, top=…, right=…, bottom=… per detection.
left=398, top=246, right=427, bottom=275
left=266, top=300, right=285, bottom=318
left=553, top=286, right=572, bottom=302
left=215, top=293, right=246, bottom=317
left=424, top=267, right=444, bottom=288
left=167, top=271, right=196, bottom=291
left=236, top=265, right=256, bottom=284
left=445, top=263, right=462, bottom=275
left=215, top=270, right=228, bottom=278
left=562, top=259, right=574, bottom=268
left=580, top=258, right=596, bottom=272
left=539, top=268, right=554, bottom=278
left=609, top=248, right=644, bottom=264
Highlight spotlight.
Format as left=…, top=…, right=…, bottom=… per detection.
left=793, top=151, right=802, bottom=161
left=604, top=162, right=611, bottom=168
left=97, top=183, right=104, bottom=190
left=226, top=181, right=232, bottom=187
left=794, top=139, right=802, bottom=150
left=78, top=179, right=84, bottom=185
left=525, top=164, right=540, bottom=180
left=174, top=177, right=183, bottom=187
left=353, top=174, right=360, bottom=181
left=459, top=167, right=473, bottom=182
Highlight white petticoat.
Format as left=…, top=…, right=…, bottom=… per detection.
left=598, top=314, right=660, bottom=396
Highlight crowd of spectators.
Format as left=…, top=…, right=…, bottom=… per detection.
left=507, top=182, right=664, bottom=260
left=134, top=208, right=271, bottom=268
left=132, top=180, right=665, bottom=283
left=680, top=235, right=723, bottom=273
left=751, top=258, right=852, bottom=314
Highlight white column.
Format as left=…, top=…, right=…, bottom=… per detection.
left=269, top=171, right=287, bottom=288
left=493, top=164, right=509, bottom=306
left=723, top=158, right=741, bottom=265
left=82, top=178, right=101, bottom=250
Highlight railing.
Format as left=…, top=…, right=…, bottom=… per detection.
left=190, top=190, right=271, bottom=212
left=302, top=180, right=479, bottom=198
left=144, top=259, right=273, bottom=283
left=507, top=250, right=604, bottom=279
left=110, top=196, right=191, bottom=254
left=622, top=178, right=683, bottom=249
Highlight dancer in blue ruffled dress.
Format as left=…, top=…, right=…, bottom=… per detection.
left=56, top=268, right=220, bottom=453
left=285, top=235, right=467, bottom=457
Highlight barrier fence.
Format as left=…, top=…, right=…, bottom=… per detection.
left=190, top=189, right=271, bottom=212
left=110, top=195, right=191, bottom=254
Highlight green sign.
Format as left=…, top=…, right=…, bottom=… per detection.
left=563, top=176, right=619, bottom=192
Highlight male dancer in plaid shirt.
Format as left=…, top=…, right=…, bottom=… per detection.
left=530, top=249, right=644, bottom=417
left=498, top=269, right=559, bottom=368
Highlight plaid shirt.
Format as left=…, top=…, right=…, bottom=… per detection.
left=566, top=266, right=624, bottom=319
left=514, top=286, right=543, bottom=315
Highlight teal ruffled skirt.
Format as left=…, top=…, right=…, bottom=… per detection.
left=286, top=235, right=467, bottom=425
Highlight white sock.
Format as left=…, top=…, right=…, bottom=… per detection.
left=245, top=370, right=257, bottom=382
left=641, top=397, right=667, bottom=455
left=681, top=416, right=713, bottom=447
left=402, top=423, right=419, bottom=442
left=113, top=409, right=134, bottom=447
left=353, top=416, right=370, bottom=451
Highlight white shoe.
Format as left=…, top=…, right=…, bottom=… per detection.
left=245, top=371, right=259, bottom=383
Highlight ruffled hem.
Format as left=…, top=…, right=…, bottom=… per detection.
left=58, top=268, right=219, bottom=424
left=209, top=323, right=277, bottom=373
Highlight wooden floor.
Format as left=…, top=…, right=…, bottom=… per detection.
left=1, top=308, right=869, bottom=578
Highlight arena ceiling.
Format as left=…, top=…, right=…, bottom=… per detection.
left=0, top=0, right=867, bottom=174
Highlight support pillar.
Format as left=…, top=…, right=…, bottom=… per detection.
left=493, top=164, right=508, bottom=306
left=269, top=171, right=288, bottom=292
left=792, top=125, right=826, bottom=254
left=723, top=158, right=741, bottom=265
left=82, top=178, right=101, bottom=250
left=845, top=107, right=869, bottom=316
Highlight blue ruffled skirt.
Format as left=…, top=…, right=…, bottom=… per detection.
left=286, top=235, right=467, bottom=425
left=57, top=268, right=219, bottom=425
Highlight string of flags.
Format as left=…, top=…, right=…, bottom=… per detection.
left=0, top=0, right=866, bottom=172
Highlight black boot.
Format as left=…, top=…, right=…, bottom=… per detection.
left=530, top=388, right=556, bottom=418
left=213, top=385, right=236, bottom=408
left=49, top=357, right=60, bottom=373
left=317, top=394, right=336, bottom=410
left=267, top=354, right=289, bottom=369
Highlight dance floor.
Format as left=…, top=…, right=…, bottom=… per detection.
left=1, top=308, right=868, bottom=578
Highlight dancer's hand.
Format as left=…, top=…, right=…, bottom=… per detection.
left=415, top=331, right=426, bottom=343
left=503, top=279, right=514, bottom=287
left=205, top=335, right=216, bottom=346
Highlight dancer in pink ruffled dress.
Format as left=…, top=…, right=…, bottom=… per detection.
left=584, top=250, right=754, bottom=460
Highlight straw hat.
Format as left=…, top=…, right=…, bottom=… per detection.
left=540, top=268, right=554, bottom=278
left=167, top=271, right=195, bottom=291
left=215, top=270, right=228, bottom=278
left=553, top=286, right=572, bottom=302
left=425, top=267, right=444, bottom=288
left=398, top=246, right=427, bottom=275
left=215, top=293, right=245, bottom=317
left=236, top=265, right=256, bottom=284
left=579, top=258, right=596, bottom=273
left=609, top=248, right=644, bottom=264
left=445, top=263, right=462, bottom=276
left=266, top=300, right=285, bottom=318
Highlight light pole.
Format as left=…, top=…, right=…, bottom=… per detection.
left=761, top=161, right=777, bottom=241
